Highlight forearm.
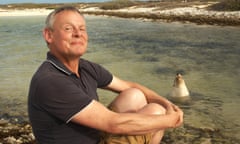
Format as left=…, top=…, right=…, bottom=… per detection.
left=109, top=112, right=176, bottom=135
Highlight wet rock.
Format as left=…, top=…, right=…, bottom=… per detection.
left=0, top=119, right=9, bottom=126
left=199, top=138, right=211, bottom=144
left=0, top=123, right=36, bottom=144
left=0, top=122, right=239, bottom=144
left=4, top=136, right=22, bottom=144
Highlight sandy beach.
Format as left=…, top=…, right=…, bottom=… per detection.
left=0, top=8, right=52, bottom=16
left=1, top=3, right=240, bottom=26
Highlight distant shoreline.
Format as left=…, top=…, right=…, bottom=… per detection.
left=80, top=8, right=240, bottom=26
left=0, top=8, right=52, bottom=16
left=1, top=2, right=240, bottom=26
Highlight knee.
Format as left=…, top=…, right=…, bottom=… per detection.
left=122, top=88, right=144, bottom=96
left=120, top=88, right=146, bottom=104
left=110, top=88, right=147, bottom=113
left=139, top=103, right=166, bottom=115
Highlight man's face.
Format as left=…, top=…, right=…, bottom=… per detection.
left=45, top=10, right=88, bottom=60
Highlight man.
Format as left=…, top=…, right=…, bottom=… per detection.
left=28, top=6, right=183, bottom=144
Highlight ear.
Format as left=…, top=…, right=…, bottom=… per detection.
left=42, top=28, right=53, bottom=44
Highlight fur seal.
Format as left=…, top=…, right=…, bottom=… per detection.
left=170, top=73, right=190, bottom=97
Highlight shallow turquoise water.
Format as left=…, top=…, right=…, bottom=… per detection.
left=0, top=15, right=239, bottom=140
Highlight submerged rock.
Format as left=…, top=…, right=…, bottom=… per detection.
left=162, top=124, right=240, bottom=144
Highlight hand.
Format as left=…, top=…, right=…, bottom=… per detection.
left=166, top=104, right=184, bottom=128
left=172, top=105, right=184, bottom=128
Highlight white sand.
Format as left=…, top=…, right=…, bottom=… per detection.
left=0, top=8, right=52, bottom=17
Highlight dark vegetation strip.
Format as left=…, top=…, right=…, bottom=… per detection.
left=1, top=0, right=240, bottom=11
left=1, top=1, right=239, bottom=26
left=81, top=10, right=240, bottom=26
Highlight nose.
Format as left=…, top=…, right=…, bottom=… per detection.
left=73, top=29, right=82, bottom=37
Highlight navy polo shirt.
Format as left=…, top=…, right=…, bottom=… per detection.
left=28, top=52, right=113, bottom=144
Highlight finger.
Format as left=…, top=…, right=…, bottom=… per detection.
left=176, top=110, right=184, bottom=127
left=172, top=105, right=180, bottom=111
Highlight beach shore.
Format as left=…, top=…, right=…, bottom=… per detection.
left=1, top=121, right=239, bottom=144
left=0, top=8, right=52, bottom=16
left=1, top=2, right=240, bottom=26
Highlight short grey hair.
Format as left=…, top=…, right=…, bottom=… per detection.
left=45, top=6, right=83, bottom=30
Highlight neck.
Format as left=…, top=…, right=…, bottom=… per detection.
left=55, top=54, right=80, bottom=77
left=63, top=59, right=80, bottom=77
left=49, top=51, right=81, bottom=77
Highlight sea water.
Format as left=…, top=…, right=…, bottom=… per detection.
left=0, top=15, right=239, bottom=141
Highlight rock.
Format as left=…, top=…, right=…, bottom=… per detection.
left=0, top=123, right=36, bottom=144
left=4, top=136, right=22, bottom=144
left=0, top=119, right=9, bottom=126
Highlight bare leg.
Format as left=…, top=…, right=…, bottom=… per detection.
left=138, top=103, right=166, bottom=144
left=109, top=88, right=148, bottom=113
left=110, top=88, right=167, bottom=144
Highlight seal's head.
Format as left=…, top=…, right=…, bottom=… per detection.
left=170, top=73, right=190, bottom=97
left=173, top=73, right=185, bottom=87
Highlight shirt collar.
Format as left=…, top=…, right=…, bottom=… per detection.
left=46, top=52, right=73, bottom=76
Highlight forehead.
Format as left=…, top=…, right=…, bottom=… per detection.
left=53, top=10, right=85, bottom=26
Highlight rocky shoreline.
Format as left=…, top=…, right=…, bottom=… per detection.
left=0, top=120, right=35, bottom=144
left=1, top=120, right=239, bottom=144
left=0, top=2, right=240, bottom=26
left=80, top=3, right=240, bottom=26
left=82, top=10, right=240, bottom=26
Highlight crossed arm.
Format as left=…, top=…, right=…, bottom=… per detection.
left=71, top=75, right=183, bottom=135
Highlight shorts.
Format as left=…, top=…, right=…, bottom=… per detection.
left=99, top=132, right=152, bottom=144
left=98, top=105, right=152, bottom=144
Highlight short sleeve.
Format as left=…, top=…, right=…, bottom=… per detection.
left=80, top=59, right=113, bottom=88
left=35, top=75, right=92, bottom=123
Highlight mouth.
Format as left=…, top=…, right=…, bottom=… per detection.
left=71, top=41, right=83, bottom=45
left=71, top=41, right=84, bottom=45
